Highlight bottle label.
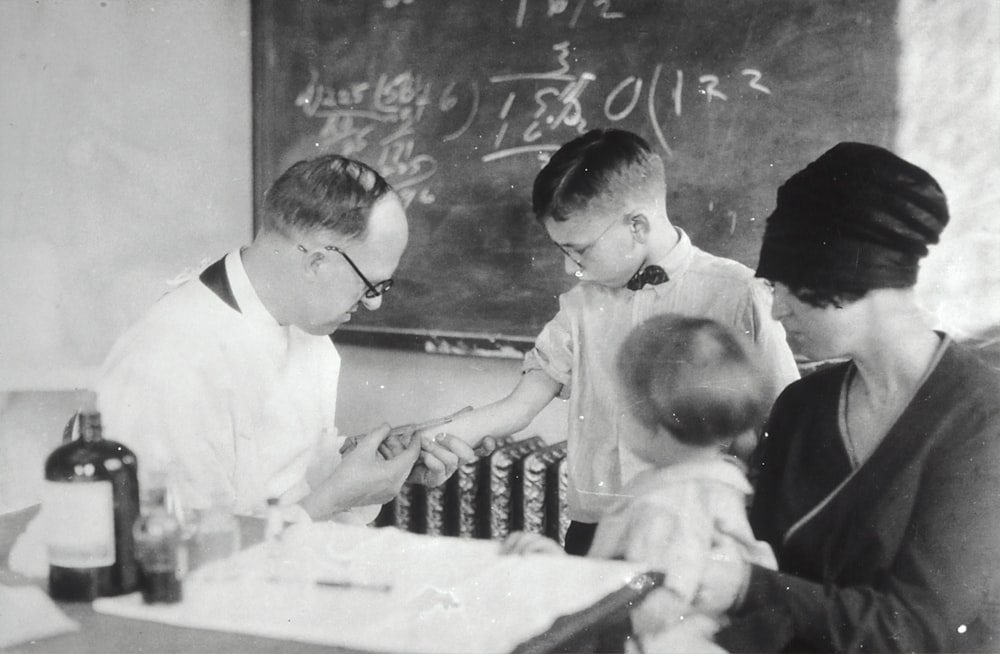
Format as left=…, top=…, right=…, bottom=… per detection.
left=43, top=480, right=115, bottom=567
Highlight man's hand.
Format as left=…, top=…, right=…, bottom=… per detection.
left=302, top=423, right=421, bottom=520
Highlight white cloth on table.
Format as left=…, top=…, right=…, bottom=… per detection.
left=7, top=511, right=46, bottom=579
left=94, top=521, right=647, bottom=654
left=0, top=583, right=79, bottom=648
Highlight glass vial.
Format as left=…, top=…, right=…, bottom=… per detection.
left=133, top=479, right=184, bottom=604
left=191, top=494, right=240, bottom=571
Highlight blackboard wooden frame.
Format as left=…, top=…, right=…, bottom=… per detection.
left=251, top=0, right=898, bottom=356
left=332, top=324, right=535, bottom=359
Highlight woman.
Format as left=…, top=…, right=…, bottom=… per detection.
left=711, top=143, right=1000, bottom=652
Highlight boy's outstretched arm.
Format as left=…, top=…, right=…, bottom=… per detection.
left=417, top=368, right=562, bottom=449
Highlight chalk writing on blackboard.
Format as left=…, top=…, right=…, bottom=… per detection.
left=294, top=41, right=772, bottom=209
left=254, top=0, right=898, bottom=344
left=515, top=0, right=626, bottom=29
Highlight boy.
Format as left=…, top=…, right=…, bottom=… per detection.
left=503, top=314, right=778, bottom=653
left=417, top=129, right=797, bottom=553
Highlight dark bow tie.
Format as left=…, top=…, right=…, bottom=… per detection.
left=626, top=265, right=669, bottom=291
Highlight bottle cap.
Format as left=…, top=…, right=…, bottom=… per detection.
left=77, top=390, right=99, bottom=414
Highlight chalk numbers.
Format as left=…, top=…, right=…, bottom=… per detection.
left=742, top=69, right=772, bottom=94
left=293, top=1, right=775, bottom=203
left=483, top=41, right=772, bottom=160
left=523, top=0, right=624, bottom=29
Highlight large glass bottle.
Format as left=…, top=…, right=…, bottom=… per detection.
left=43, top=410, right=140, bottom=601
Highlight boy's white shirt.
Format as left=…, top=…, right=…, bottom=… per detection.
left=525, top=229, right=799, bottom=522
left=97, top=250, right=378, bottom=524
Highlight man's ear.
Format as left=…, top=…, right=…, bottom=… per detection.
left=301, top=247, right=326, bottom=280
left=630, top=213, right=651, bottom=243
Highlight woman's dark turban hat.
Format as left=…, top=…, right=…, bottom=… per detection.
left=756, top=142, right=949, bottom=293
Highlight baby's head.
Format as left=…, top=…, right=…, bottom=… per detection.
left=616, top=314, right=769, bottom=460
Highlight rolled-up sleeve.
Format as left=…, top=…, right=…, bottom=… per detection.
left=522, top=293, right=577, bottom=397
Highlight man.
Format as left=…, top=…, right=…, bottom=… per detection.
left=98, top=155, right=471, bottom=523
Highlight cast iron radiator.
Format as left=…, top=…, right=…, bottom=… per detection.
left=374, top=438, right=569, bottom=545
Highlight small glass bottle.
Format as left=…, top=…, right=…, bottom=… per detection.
left=133, top=478, right=183, bottom=604
left=44, top=410, right=140, bottom=601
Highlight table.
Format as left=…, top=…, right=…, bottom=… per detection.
left=1, top=505, right=660, bottom=653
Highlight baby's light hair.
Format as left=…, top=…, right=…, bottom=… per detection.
left=616, top=314, right=769, bottom=446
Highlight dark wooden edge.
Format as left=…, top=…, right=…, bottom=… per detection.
left=332, top=326, right=535, bottom=359
left=332, top=326, right=844, bottom=371
left=509, top=571, right=665, bottom=654
left=250, top=0, right=273, bottom=236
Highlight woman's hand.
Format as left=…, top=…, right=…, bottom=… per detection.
left=692, top=550, right=752, bottom=614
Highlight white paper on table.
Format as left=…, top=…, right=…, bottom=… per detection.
left=0, top=583, right=80, bottom=648
left=7, top=511, right=47, bottom=578
left=94, top=522, right=645, bottom=654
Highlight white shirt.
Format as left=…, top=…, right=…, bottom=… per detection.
left=589, top=458, right=776, bottom=653
left=589, top=458, right=776, bottom=600
left=97, top=250, right=376, bottom=522
left=524, top=229, right=800, bottom=522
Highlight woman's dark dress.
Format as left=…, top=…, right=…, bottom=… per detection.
left=718, top=340, right=1000, bottom=652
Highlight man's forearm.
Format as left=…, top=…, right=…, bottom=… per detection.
left=299, top=480, right=355, bottom=521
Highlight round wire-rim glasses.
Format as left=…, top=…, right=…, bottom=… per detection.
left=550, top=214, right=630, bottom=274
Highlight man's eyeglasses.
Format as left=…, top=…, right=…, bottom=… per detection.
left=297, top=244, right=394, bottom=299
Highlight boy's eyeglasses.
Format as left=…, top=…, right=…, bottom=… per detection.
left=551, top=215, right=625, bottom=269
left=297, top=244, right=394, bottom=299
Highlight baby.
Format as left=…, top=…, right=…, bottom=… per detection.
left=503, top=314, right=777, bottom=652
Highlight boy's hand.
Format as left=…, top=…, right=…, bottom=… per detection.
left=473, top=435, right=498, bottom=457
left=411, top=427, right=498, bottom=459
left=406, top=433, right=475, bottom=487
left=500, top=531, right=565, bottom=556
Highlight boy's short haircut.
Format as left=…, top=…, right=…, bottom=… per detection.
left=261, top=154, right=393, bottom=240
left=616, top=314, right=770, bottom=446
left=532, top=128, right=666, bottom=223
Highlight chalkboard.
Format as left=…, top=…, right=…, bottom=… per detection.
left=252, top=0, right=897, bottom=350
